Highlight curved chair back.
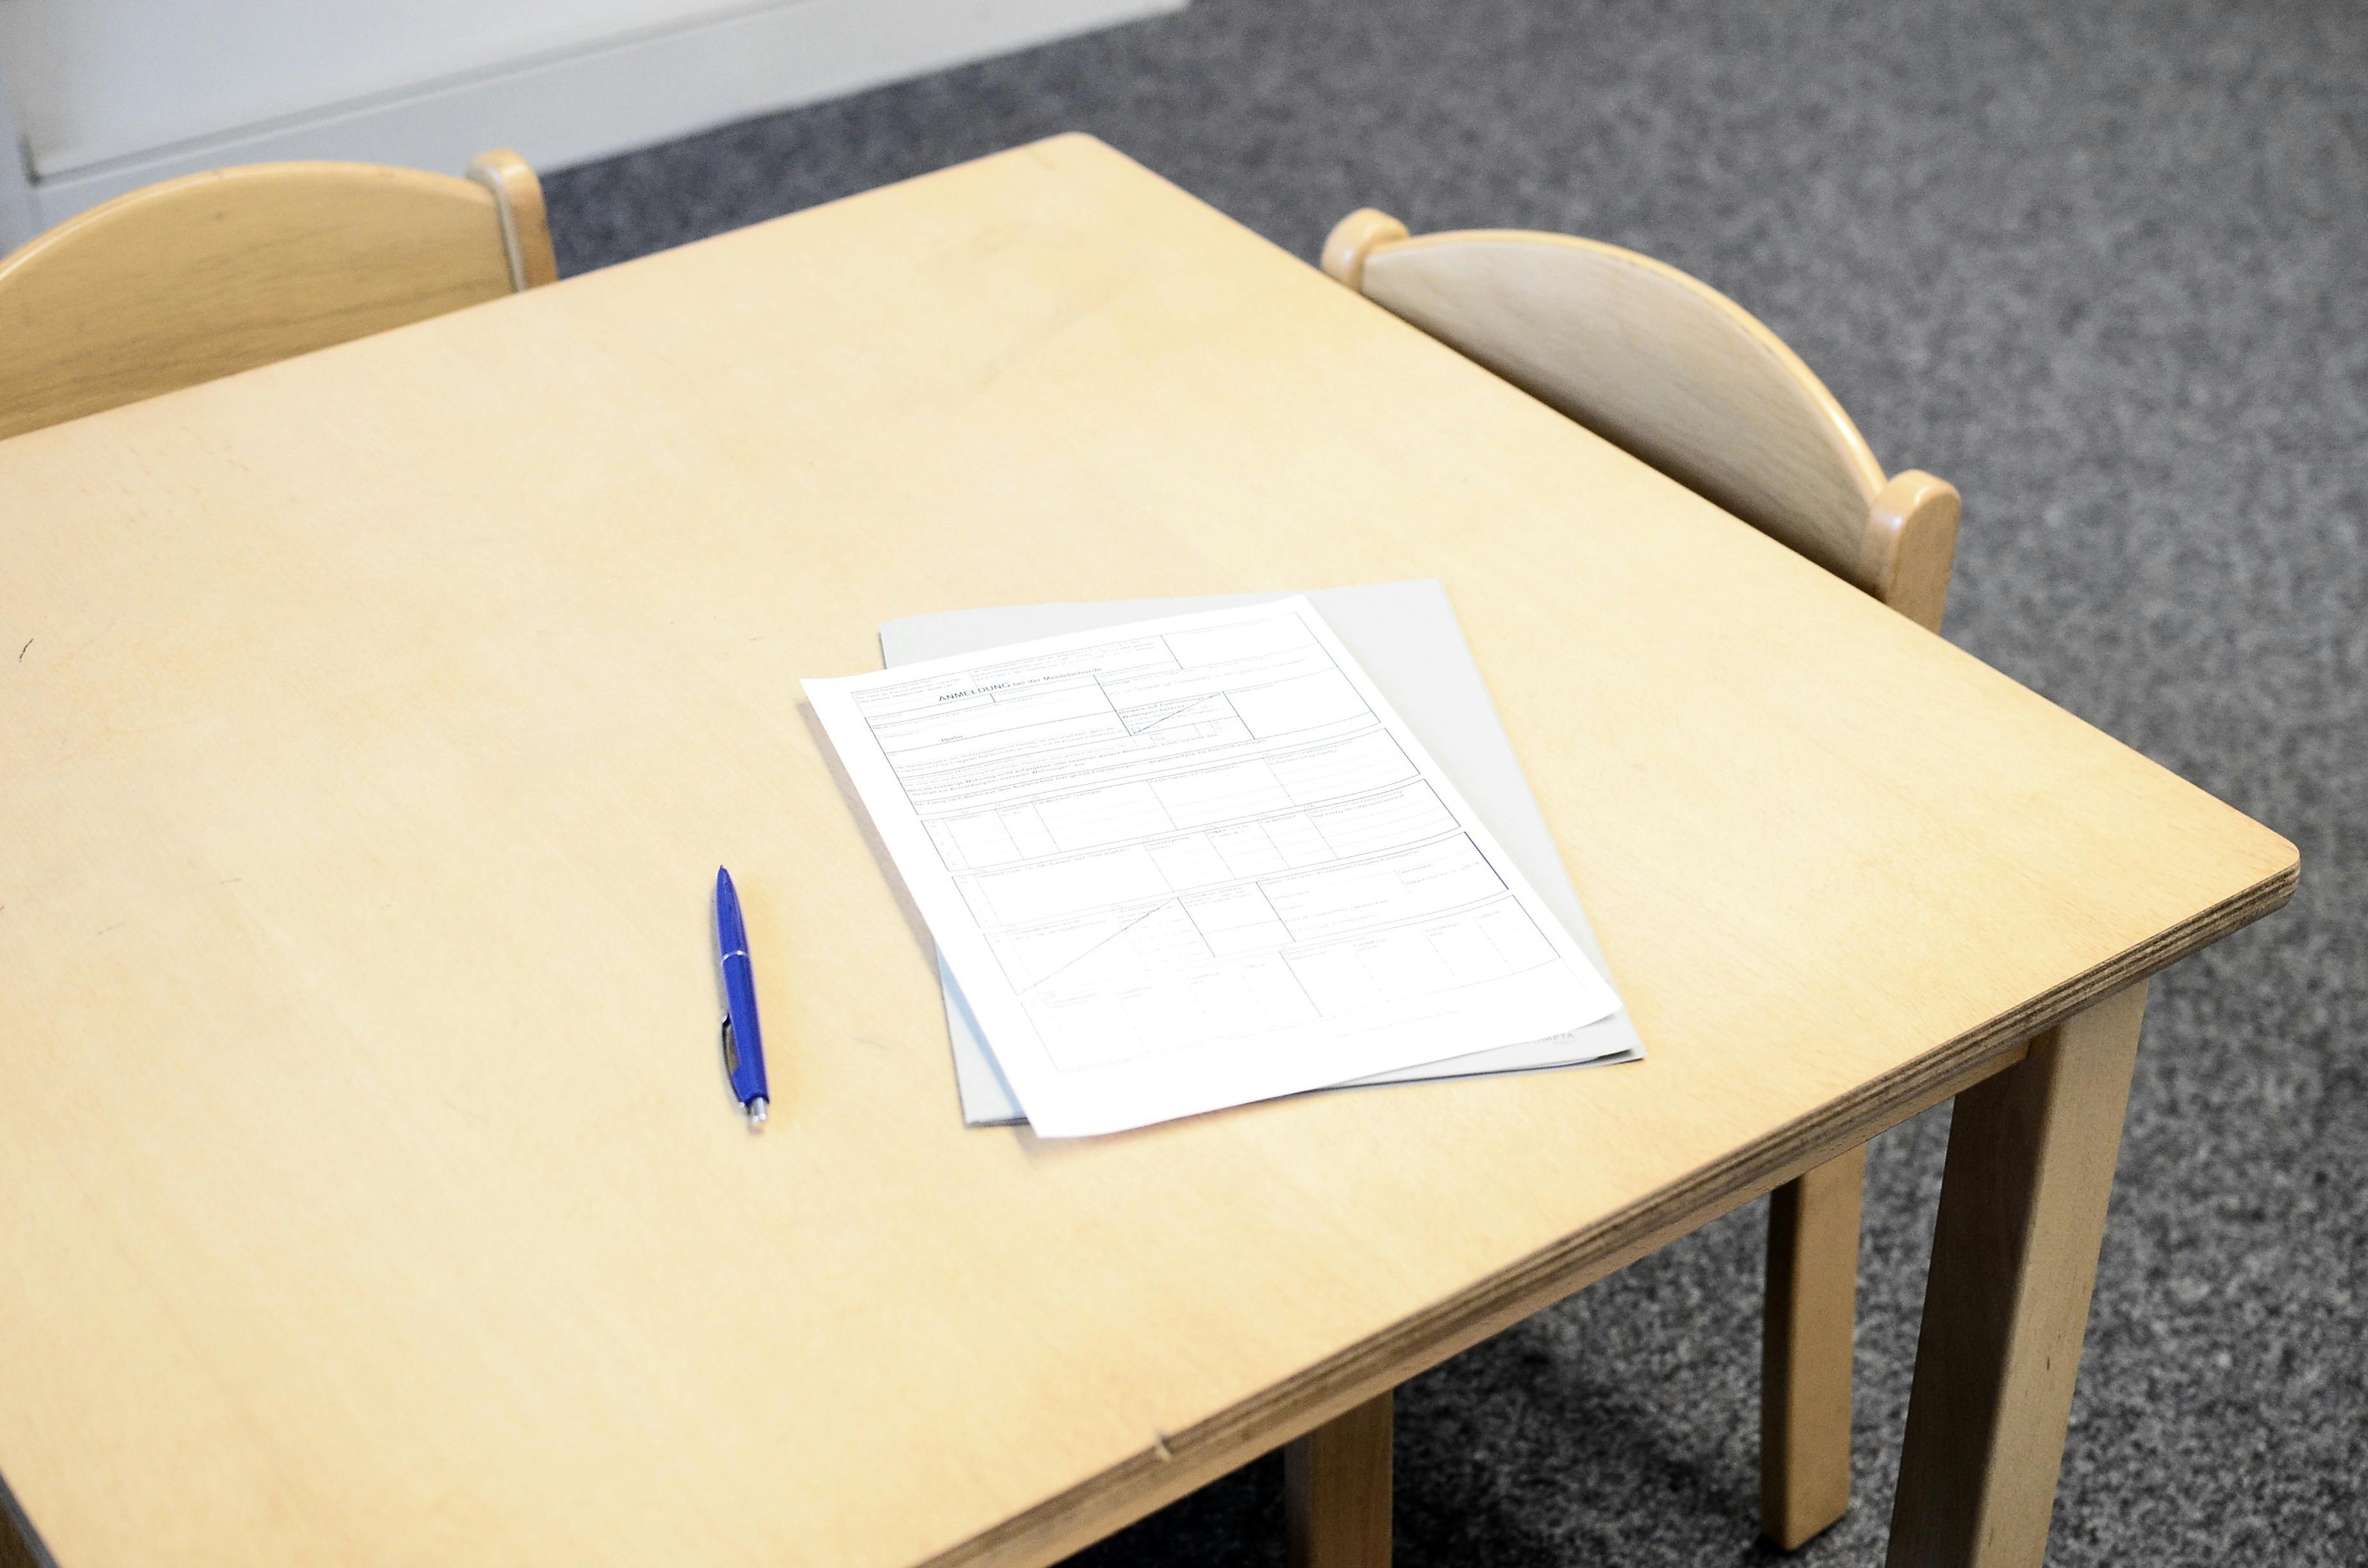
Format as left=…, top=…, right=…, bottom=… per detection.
left=0, top=151, right=557, bottom=441
left=1323, top=209, right=1957, bottom=628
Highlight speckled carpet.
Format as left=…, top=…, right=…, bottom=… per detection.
left=545, top=3, right=2366, bottom=1560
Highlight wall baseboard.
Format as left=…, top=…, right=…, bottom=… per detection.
left=2, top=0, right=1183, bottom=247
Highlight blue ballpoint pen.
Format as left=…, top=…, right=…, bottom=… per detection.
left=714, top=867, right=770, bottom=1129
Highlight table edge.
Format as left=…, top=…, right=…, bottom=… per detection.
left=918, top=854, right=2299, bottom=1568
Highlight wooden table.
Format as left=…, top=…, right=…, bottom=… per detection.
left=0, top=135, right=2294, bottom=1568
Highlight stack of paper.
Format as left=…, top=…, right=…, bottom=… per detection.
left=805, top=583, right=1638, bottom=1137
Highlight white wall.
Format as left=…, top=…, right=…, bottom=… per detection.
left=0, top=60, right=37, bottom=243
left=0, top=0, right=1183, bottom=247
left=2, top=1, right=770, bottom=176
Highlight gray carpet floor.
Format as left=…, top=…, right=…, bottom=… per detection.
left=546, top=3, right=2366, bottom=1562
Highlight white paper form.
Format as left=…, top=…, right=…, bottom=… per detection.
left=884, top=581, right=1642, bottom=1128
left=803, top=596, right=1623, bottom=1136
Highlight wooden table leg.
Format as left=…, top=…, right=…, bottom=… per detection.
left=1285, top=1388, right=1393, bottom=1568
left=1887, top=981, right=2150, bottom=1568
left=1762, top=1145, right=1866, bottom=1549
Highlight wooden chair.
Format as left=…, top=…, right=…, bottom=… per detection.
left=0, top=151, right=557, bottom=441
left=1304, top=208, right=1962, bottom=1562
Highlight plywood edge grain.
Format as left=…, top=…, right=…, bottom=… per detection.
left=918, top=856, right=2298, bottom=1568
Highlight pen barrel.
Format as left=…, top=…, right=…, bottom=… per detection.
left=721, top=951, right=768, bottom=1100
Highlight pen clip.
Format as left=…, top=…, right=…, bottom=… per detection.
left=720, top=1013, right=740, bottom=1075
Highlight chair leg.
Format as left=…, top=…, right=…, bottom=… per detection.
left=1886, top=981, right=2149, bottom=1568
left=1285, top=1389, right=1393, bottom=1568
left=1761, top=1147, right=1867, bottom=1549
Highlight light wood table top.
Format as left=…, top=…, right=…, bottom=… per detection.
left=0, top=135, right=2294, bottom=1568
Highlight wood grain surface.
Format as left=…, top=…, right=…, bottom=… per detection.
left=0, top=135, right=2294, bottom=1568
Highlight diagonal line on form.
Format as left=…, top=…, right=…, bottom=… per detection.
left=1028, top=900, right=1175, bottom=992
left=1121, top=694, right=1221, bottom=735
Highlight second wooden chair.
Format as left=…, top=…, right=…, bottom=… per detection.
left=1294, top=207, right=1962, bottom=1564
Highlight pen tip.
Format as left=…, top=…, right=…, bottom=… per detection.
left=747, top=1097, right=768, bottom=1131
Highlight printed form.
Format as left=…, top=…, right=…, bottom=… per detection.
left=805, top=596, right=1622, bottom=1135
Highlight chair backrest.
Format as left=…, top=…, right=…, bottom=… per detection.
left=0, top=150, right=557, bottom=441
left=1322, top=209, right=1957, bottom=629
